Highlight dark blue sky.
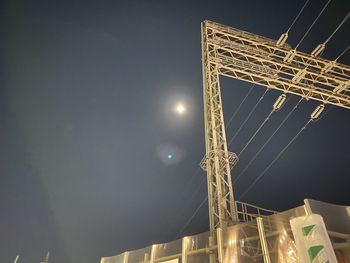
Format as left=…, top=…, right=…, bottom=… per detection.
left=1, top=0, right=349, bottom=262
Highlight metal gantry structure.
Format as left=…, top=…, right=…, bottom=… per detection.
left=200, top=20, right=350, bottom=234
left=100, top=19, right=350, bottom=263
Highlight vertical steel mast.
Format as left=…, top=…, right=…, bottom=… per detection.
left=200, top=22, right=239, bottom=232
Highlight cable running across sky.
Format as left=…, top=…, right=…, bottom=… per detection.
left=238, top=104, right=330, bottom=199
left=228, top=89, right=270, bottom=146
left=226, top=84, right=255, bottom=128
left=285, top=0, right=310, bottom=33
left=311, top=11, right=350, bottom=57
left=336, top=45, right=350, bottom=61
left=295, top=0, right=332, bottom=49
left=239, top=118, right=312, bottom=199
left=237, top=94, right=289, bottom=158
left=170, top=175, right=206, bottom=239
left=324, top=12, right=350, bottom=45
left=235, top=1, right=350, bottom=199
left=234, top=98, right=304, bottom=184
left=176, top=197, right=208, bottom=239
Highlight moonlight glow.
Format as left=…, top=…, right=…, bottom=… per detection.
left=175, top=103, right=186, bottom=115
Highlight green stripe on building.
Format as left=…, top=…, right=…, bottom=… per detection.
left=302, top=224, right=316, bottom=236
left=308, top=245, right=324, bottom=261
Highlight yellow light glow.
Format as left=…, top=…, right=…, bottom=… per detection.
left=175, top=103, right=186, bottom=115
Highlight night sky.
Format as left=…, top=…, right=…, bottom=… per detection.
left=1, top=0, right=349, bottom=262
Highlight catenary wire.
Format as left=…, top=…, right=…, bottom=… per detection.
left=170, top=175, right=207, bottom=238
left=228, top=88, right=270, bottom=146
left=236, top=0, right=343, bottom=185
left=324, top=12, right=350, bottom=45
left=295, top=0, right=332, bottom=49
left=238, top=109, right=274, bottom=157
left=176, top=197, right=208, bottom=239
left=336, top=45, right=350, bottom=61
left=226, top=84, right=255, bottom=128
left=238, top=118, right=312, bottom=199
left=166, top=165, right=201, bottom=238
left=286, top=0, right=310, bottom=33
left=238, top=105, right=333, bottom=199
left=237, top=96, right=294, bottom=158
left=234, top=98, right=304, bottom=184
left=178, top=167, right=201, bottom=197
left=177, top=175, right=206, bottom=219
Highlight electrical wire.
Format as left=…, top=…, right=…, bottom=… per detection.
left=324, top=12, right=350, bottom=45
left=238, top=96, right=294, bottom=157
left=238, top=110, right=274, bottom=157
left=234, top=98, right=304, bottom=184
left=166, top=163, right=202, bottom=238
left=286, top=0, right=310, bottom=33
left=239, top=104, right=333, bottom=199
left=176, top=196, right=208, bottom=239
left=239, top=118, right=312, bottom=199
left=178, top=167, right=201, bottom=197
left=178, top=176, right=206, bottom=217
left=228, top=88, right=270, bottom=146
left=226, top=84, right=255, bottom=128
left=170, top=176, right=207, bottom=239
left=295, top=0, right=332, bottom=50
left=335, top=45, right=350, bottom=61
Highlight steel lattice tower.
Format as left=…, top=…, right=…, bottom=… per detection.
left=200, top=20, right=350, bottom=233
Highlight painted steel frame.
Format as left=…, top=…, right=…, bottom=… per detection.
left=200, top=20, right=350, bottom=236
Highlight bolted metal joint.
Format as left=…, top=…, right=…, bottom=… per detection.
left=200, top=150, right=239, bottom=171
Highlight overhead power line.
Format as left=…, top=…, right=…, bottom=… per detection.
left=176, top=197, right=208, bottom=239
left=234, top=98, right=304, bottom=184
left=311, top=11, right=350, bottom=57
left=286, top=0, right=310, bottom=33
left=239, top=118, right=312, bottom=199
left=178, top=167, right=201, bottom=198
left=170, top=175, right=206, bottom=239
left=226, top=84, right=255, bottom=128
left=228, top=89, right=270, bottom=146
left=238, top=104, right=331, bottom=199
left=295, top=0, right=332, bottom=49
left=324, top=12, right=350, bottom=45
left=237, top=93, right=289, bottom=158
left=336, top=45, right=350, bottom=61
left=237, top=110, right=274, bottom=157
